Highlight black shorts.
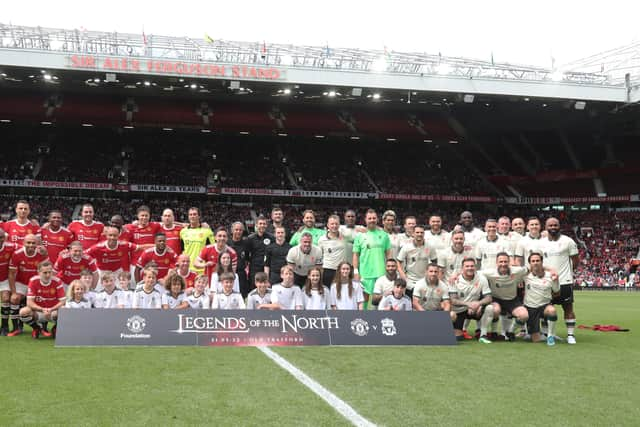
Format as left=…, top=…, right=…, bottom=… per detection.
left=322, top=268, right=336, bottom=288
left=493, top=297, right=524, bottom=316
left=526, top=305, right=551, bottom=334
left=551, top=284, right=574, bottom=305
left=452, top=306, right=486, bottom=330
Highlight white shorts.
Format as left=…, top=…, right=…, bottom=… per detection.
left=15, top=282, right=28, bottom=296
left=34, top=311, right=57, bottom=322
left=0, top=280, right=9, bottom=292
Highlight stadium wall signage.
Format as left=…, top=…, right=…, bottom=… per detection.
left=55, top=309, right=456, bottom=347
left=1, top=178, right=636, bottom=204
left=67, top=55, right=285, bottom=80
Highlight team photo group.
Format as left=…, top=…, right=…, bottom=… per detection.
left=0, top=200, right=579, bottom=345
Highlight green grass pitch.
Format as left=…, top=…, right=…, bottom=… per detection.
left=2, top=292, right=638, bottom=426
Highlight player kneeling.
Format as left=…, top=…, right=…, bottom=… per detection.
left=65, top=280, right=93, bottom=308
left=524, top=253, right=560, bottom=346
left=211, top=272, right=246, bottom=309
left=449, top=258, right=494, bottom=343
left=19, top=261, right=65, bottom=339
left=378, top=278, right=412, bottom=311
left=412, top=263, right=455, bottom=321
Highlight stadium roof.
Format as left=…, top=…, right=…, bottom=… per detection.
left=0, top=23, right=636, bottom=104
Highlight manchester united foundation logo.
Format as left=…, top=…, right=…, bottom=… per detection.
left=126, top=315, right=146, bottom=333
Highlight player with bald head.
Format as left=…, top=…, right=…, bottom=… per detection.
left=459, top=211, right=484, bottom=251
left=540, top=217, right=579, bottom=344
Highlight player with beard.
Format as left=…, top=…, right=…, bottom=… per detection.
left=449, top=258, right=494, bottom=343
left=397, top=225, right=438, bottom=297
left=229, top=221, right=249, bottom=295
left=68, top=204, right=104, bottom=251
left=475, top=219, right=511, bottom=270
left=481, top=252, right=529, bottom=341
left=425, top=214, right=450, bottom=254
left=540, top=217, right=579, bottom=344
left=38, top=210, right=73, bottom=263
left=2, top=200, right=40, bottom=247
left=459, top=211, right=484, bottom=252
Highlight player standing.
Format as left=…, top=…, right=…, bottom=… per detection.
left=353, top=209, right=392, bottom=309
left=540, top=217, right=579, bottom=344
left=68, top=204, right=104, bottom=250
left=38, top=210, right=74, bottom=263
left=0, top=229, right=17, bottom=335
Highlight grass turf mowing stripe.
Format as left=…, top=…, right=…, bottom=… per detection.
left=258, top=346, right=376, bottom=427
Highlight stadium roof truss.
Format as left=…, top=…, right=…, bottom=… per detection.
left=0, top=23, right=637, bottom=104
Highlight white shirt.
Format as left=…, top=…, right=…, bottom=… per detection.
left=540, top=235, right=579, bottom=285
left=271, top=284, right=303, bottom=309
left=132, top=288, right=163, bottom=309
left=211, top=292, right=246, bottom=309
left=330, top=282, right=364, bottom=310
left=301, top=287, right=331, bottom=310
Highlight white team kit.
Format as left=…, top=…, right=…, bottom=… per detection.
left=524, top=271, right=560, bottom=308
left=539, top=235, right=579, bottom=285
left=515, top=234, right=545, bottom=261
left=437, top=247, right=474, bottom=282
left=330, top=282, right=365, bottom=309
left=449, top=274, right=491, bottom=314
left=301, top=287, right=331, bottom=309
left=211, top=292, right=246, bottom=309
left=132, top=288, right=163, bottom=309
left=185, top=292, right=211, bottom=309
left=271, top=284, right=303, bottom=309
left=474, top=237, right=512, bottom=270
left=162, top=292, right=187, bottom=309
left=412, top=278, right=449, bottom=310
left=94, top=289, right=127, bottom=308
left=481, top=267, right=528, bottom=301
left=246, top=289, right=272, bottom=309
left=378, top=294, right=412, bottom=311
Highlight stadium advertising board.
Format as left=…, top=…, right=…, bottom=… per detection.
left=129, top=184, right=207, bottom=194
left=0, top=179, right=113, bottom=190
left=55, top=309, right=456, bottom=347
left=67, top=55, right=285, bottom=80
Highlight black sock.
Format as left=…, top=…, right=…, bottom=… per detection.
left=0, top=303, right=9, bottom=328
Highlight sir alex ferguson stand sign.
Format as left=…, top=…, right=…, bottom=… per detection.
left=55, top=310, right=456, bottom=346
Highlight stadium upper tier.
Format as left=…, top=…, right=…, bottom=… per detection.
left=0, top=22, right=634, bottom=103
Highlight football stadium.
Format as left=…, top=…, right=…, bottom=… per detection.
left=1, top=17, right=640, bottom=426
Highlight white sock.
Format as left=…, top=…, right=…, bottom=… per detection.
left=479, top=305, right=494, bottom=336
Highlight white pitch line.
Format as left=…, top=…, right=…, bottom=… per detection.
left=258, top=346, right=376, bottom=427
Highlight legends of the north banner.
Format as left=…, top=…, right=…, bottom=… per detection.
left=55, top=309, right=457, bottom=347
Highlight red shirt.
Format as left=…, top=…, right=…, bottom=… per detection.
left=161, top=223, right=183, bottom=255
left=136, top=247, right=177, bottom=279
left=39, top=226, right=74, bottom=263
left=86, top=241, right=136, bottom=272
left=124, top=222, right=161, bottom=261
left=54, top=252, right=98, bottom=285
left=198, top=245, right=237, bottom=279
left=0, top=242, right=17, bottom=281
left=68, top=220, right=105, bottom=250
left=179, top=270, right=198, bottom=289
left=9, top=248, right=48, bottom=285
left=27, top=276, right=65, bottom=308
left=2, top=219, right=40, bottom=247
